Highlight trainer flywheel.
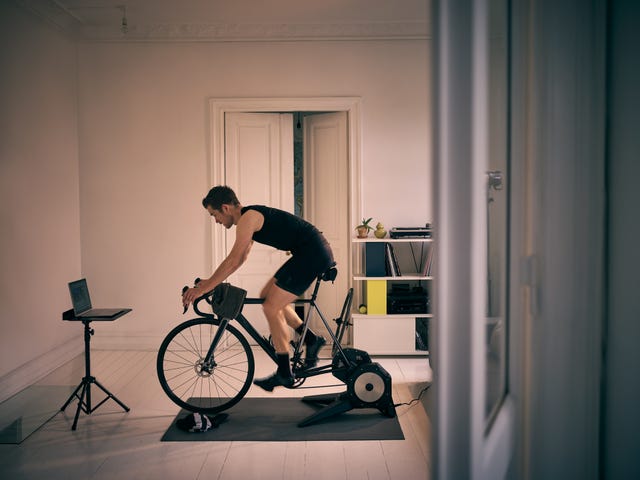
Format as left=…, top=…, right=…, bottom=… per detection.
left=353, top=370, right=387, bottom=403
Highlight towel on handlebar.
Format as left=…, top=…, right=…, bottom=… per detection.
left=210, top=283, right=247, bottom=320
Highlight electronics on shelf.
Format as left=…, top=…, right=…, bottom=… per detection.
left=389, top=223, right=433, bottom=239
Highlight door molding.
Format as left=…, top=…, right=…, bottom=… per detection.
left=208, top=96, right=362, bottom=278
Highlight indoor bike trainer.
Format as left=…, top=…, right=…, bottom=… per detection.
left=298, top=347, right=396, bottom=427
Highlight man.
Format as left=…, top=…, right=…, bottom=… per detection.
left=182, top=185, right=334, bottom=391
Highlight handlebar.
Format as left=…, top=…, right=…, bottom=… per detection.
left=182, top=278, right=248, bottom=319
left=182, top=277, right=214, bottom=316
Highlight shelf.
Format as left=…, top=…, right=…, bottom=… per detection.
left=353, top=274, right=433, bottom=281
left=351, top=233, right=434, bottom=356
left=352, top=237, right=432, bottom=243
left=363, top=350, right=429, bottom=357
left=352, top=313, right=433, bottom=319
left=351, top=314, right=430, bottom=356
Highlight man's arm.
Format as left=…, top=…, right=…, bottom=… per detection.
left=182, top=210, right=263, bottom=305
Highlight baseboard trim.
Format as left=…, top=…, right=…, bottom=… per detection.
left=0, top=336, right=83, bottom=404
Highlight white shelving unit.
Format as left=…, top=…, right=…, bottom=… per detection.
left=351, top=237, right=433, bottom=356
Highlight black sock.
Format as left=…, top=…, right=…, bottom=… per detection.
left=295, top=325, right=317, bottom=345
left=276, top=353, right=292, bottom=378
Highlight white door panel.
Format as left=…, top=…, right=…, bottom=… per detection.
left=224, top=112, right=294, bottom=338
left=304, top=112, right=349, bottom=333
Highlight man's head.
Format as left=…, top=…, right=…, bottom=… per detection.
left=202, top=186, right=240, bottom=229
left=202, top=186, right=240, bottom=211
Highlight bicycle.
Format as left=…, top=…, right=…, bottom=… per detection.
left=156, top=266, right=396, bottom=427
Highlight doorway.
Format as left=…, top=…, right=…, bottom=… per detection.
left=208, top=97, right=362, bottom=335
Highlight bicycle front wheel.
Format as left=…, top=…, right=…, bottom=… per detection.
left=157, top=317, right=255, bottom=414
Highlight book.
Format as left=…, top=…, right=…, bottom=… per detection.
left=365, top=242, right=387, bottom=276
left=384, top=244, right=395, bottom=276
left=421, top=243, right=435, bottom=277
left=385, top=243, right=401, bottom=277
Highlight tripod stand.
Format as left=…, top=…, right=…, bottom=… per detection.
left=60, top=316, right=130, bottom=430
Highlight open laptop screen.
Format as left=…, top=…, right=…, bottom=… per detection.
left=69, top=279, right=92, bottom=315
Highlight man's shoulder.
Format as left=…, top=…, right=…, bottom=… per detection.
left=242, top=204, right=269, bottom=214
left=244, top=205, right=293, bottom=219
left=238, top=206, right=265, bottom=230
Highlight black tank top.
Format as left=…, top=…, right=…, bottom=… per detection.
left=241, top=205, right=322, bottom=254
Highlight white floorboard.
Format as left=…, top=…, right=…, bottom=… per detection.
left=0, top=348, right=432, bottom=480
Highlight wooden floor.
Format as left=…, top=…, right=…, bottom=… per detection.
left=0, top=347, right=432, bottom=479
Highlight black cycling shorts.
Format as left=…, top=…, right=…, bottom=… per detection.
left=274, top=238, right=334, bottom=296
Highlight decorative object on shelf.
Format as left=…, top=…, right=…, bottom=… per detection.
left=355, top=217, right=373, bottom=238
left=374, top=222, right=387, bottom=239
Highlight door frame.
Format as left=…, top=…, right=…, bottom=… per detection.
left=208, top=96, right=362, bottom=280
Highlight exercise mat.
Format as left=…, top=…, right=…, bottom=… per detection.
left=161, top=397, right=404, bottom=442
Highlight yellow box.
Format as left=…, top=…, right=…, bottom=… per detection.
left=365, top=280, right=387, bottom=314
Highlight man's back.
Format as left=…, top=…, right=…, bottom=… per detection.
left=241, top=205, right=320, bottom=253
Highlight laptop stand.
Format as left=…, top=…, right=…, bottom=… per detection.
left=61, top=309, right=131, bottom=430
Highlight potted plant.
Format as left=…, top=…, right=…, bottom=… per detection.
left=355, top=217, right=374, bottom=238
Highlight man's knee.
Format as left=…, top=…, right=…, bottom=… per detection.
left=262, top=300, right=281, bottom=321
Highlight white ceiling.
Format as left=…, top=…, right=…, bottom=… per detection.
left=19, top=0, right=430, bottom=42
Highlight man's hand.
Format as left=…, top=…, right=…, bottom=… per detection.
left=182, top=286, right=202, bottom=308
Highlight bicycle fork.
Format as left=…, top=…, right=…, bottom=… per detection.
left=200, top=317, right=230, bottom=373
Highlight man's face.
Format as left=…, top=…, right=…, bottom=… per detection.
left=206, top=205, right=234, bottom=229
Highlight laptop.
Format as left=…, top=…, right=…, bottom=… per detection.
left=68, top=278, right=129, bottom=319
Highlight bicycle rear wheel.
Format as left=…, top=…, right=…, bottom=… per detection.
left=157, top=317, right=255, bottom=414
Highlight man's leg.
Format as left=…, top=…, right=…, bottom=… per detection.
left=259, top=278, right=325, bottom=372
left=282, top=304, right=303, bottom=330
left=253, top=283, right=298, bottom=391
left=260, top=278, right=302, bottom=353
left=282, top=305, right=326, bottom=368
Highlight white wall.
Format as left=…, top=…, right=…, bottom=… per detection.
left=74, top=40, right=431, bottom=346
left=0, top=2, right=82, bottom=397
left=0, top=3, right=430, bottom=396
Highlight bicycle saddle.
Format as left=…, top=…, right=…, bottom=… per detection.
left=321, top=265, right=338, bottom=282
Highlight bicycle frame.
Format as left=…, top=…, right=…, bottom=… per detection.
left=192, top=274, right=352, bottom=380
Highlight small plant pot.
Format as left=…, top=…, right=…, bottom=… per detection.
left=356, top=226, right=370, bottom=238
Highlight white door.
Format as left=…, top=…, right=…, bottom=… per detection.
left=224, top=112, right=294, bottom=338
left=303, top=112, right=349, bottom=334
left=432, top=0, right=516, bottom=478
